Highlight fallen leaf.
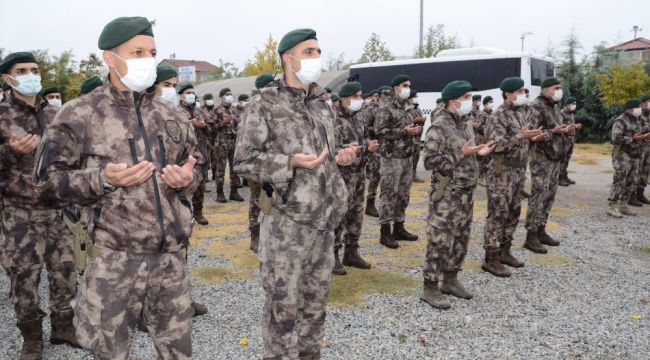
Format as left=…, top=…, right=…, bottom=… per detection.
left=239, top=337, right=249, bottom=346
left=631, top=314, right=642, bottom=321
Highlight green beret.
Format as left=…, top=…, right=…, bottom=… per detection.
left=177, top=83, right=194, bottom=95
left=80, top=76, right=103, bottom=94
left=500, top=77, right=525, bottom=92
left=409, top=90, right=418, bottom=99
left=541, top=77, right=560, bottom=89
left=338, top=81, right=362, bottom=98
left=238, top=94, right=249, bottom=102
left=640, top=94, right=650, bottom=102
left=565, top=96, right=577, bottom=105
left=219, top=87, right=231, bottom=97
left=391, top=75, right=410, bottom=87
left=155, top=65, right=177, bottom=84
left=441, top=80, right=472, bottom=101
left=483, top=96, right=493, bottom=105
left=0, top=52, right=37, bottom=74
left=472, top=94, right=482, bottom=101
left=324, top=86, right=332, bottom=93
left=378, top=86, right=392, bottom=93
left=436, top=98, right=443, bottom=104
left=255, top=73, right=274, bottom=89
left=369, top=89, right=379, bottom=96
left=98, top=17, right=154, bottom=50
left=40, top=87, right=60, bottom=97
left=278, top=28, right=317, bottom=55
left=203, top=93, right=213, bottom=100
left=331, top=93, right=341, bottom=102
left=625, top=99, right=641, bottom=109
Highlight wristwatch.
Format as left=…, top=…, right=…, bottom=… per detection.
left=99, top=169, right=117, bottom=193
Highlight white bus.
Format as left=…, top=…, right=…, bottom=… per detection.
left=348, top=47, right=555, bottom=140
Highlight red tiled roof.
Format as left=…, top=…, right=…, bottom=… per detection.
left=160, top=59, right=218, bottom=72
left=607, top=37, right=650, bottom=51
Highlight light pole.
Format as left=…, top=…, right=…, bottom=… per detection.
left=520, top=32, right=533, bottom=52
left=419, top=0, right=424, bottom=52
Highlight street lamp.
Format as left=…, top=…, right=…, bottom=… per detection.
left=520, top=32, right=533, bottom=52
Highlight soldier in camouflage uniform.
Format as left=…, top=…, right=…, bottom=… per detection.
left=362, top=86, right=390, bottom=217
left=409, top=90, right=426, bottom=183
left=471, top=95, right=494, bottom=184
left=177, top=83, right=212, bottom=225
left=420, top=80, right=495, bottom=310
left=0, top=52, right=79, bottom=359
left=482, top=77, right=545, bottom=278
left=634, top=94, right=650, bottom=205
left=331, top=81, right=379, bottom=276
left=558, top=96, right=581, bottom=187
left=247, top=73, right=276, bottom=253
left=523, top=77, right=571, bottom=254
left=606, top=99, right=650, bottom=218
left=213, top=87, right=243, bottom=202
left=375, top=75, right=422, bottom=249
left=34, top=17, right=206, bottom=359
left=234, top=29, right=357, bottom=359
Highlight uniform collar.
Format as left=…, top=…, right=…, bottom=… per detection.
left=103, top=75, right=155, bottom=108
left=8, top=92, right=47, bottom=113
left=278, top=78, right=327, bottom=105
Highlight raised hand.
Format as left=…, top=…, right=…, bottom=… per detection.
left=9, top=133, right=40, bottom=154
left=105, top=161, right=156, bottom=188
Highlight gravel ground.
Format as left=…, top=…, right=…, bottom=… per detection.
left=1, top=148, right=649, bottom=359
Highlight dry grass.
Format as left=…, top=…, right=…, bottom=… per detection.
left=192, top=266, right=247, bottom=283
left=571, top=143, right=612, bottom=166
left=525, top=250, right=574, bottom=266
left=328, top=268, right=419, bottom=307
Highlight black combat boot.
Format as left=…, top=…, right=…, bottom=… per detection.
left=332, top=248, right=347, bottom=275
left=298, top=351, right=321, bottom=360
left=379, top=223, right=399, bottom=249
left=420, top=279, right=451, bottom=310
left=250, top=224, right=260, bottom=253
left=440, top=270, right=473, bottom=299
left=558, top=173, right=570, bottom=187
left=17, top=318, right=43, bottom=360
left=50, top=310, right=81, bottom=348
left=194, top=207, right=209, bottom=225
left=392, top=222, right=418, bottom=241
left=499, top=247, right=525, bottom=268
left=365, top=198, right=379, bottom=217
left=628, top=194, right=644, bottom=207
left=523, top=230, right=547, bottom=254
left=215, top=184, right=227, bottom=203
left=637, top=188, right=650, bottom=205
left=229, top=187, right=244, bottom=202
left=192, top=301, right=208, bottom=317
left=342, top=245, right=372, bottom=269
left=481, top=250, right=512, bottom=277
left=538, top=226, right=560, bottom=246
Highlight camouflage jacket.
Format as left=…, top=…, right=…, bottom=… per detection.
left=472, top=109, right=492, bottom=138
left=34, top=80, right=206, bottom=253
left=335, top=103, right=370, bottom=171
left=423, top=108, right=478, bottom=190
left=611, top=112, right=644, bottom=158
left=485, top=101, right=529, bottom=169
left=213, top=103, right=239, bottom=141
left=233, top=79, right=348, bottom=231
left=561, top=108, right=576, bottom=138
left=641, top=110, right=650, bottom=147
left=527, top=95, right=566, bottom=161
left=375, top=93, right=415, bottom=158
left=359, top=102, right=379, bottom=139
left=180, top=102, right=212, bottom=156
left=0, top=93, right=57, bottom=208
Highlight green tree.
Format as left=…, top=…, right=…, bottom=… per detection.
left=359, top=33, right=394, bottom=63
left=557, top=30, right=584, bottom=99
left=415, top=24, right=458, bottom=58
left=242, top=34, right=279, bottom=76
left=596, top=63, right=650, bottom=106
left=574, top=73, right=620, bottom=142
left=326, top=52, right=346, bottom=71
left=207, top=59, right=239, bottom=81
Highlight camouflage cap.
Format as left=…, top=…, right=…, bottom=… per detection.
left=203, top=93, right=214, bottom=100
left=391, top=75, right=410, bottom=87
left=40, top=87, right=61, bottom=97
left=80, top=76, right=103, bottom=94
left=155, top=64, right=178, bottom=84
left=625, top=99, right=641, bottom=109
left=0, top=52, right=37, bottom=74
left=219, top=87, right=231, bottom=97
left=441, top=80, right=472, bottom=101
left=483, top=95, right=493, bottom=104
left=177, top=83, right=194, bottom=94
left=565, top=96, right=577, bottom=105
left=500, top=77, right=524, bottom=92
left=541, top=77, right=560, bottom=89
left=278, top=28, right=318, bottom=54
left=98, top=17, right=154, bottom=50
left=255, top=73, right=274, bottom=89
left=338, top=81, right=362, bottom=98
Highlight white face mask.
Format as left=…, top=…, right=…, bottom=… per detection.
left=112, top=54, right=157, bottom=92
left=47, top=98, right=62, bottom=108
left=412, top=98, right=419, bottom=104
left=513, top=94, right=527, bottom=107
left=224, top=95, right=233, bottom=104
left=195, top=101, right=201, bottom=109
left=10, top=73, right=42, bottom=96
left=569, top=104, right=576, bottom=112
left=485, top=103, right=493, bottom=110
left=552, top=89, right=563, bottom=102
left=632, top=108, right=642, bottom=117
left=348, top=99, right=363, bottom=112
left=456, top=99, right=473, bottom=116
left=183, top=93, right=196, bottom=105
left=397, top=87, right=411, bottom=100
left=326, top=99, right=333, bottom=107
left=206, top=99, right=214, bottom=106
left=0, top=93, right=3, bottom=102
left=160, top=87, right=177, bottom=104
left=290, top=56, right=322, bottom=85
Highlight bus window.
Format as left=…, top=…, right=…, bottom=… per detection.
left=530, top=59, right=555, bottom=86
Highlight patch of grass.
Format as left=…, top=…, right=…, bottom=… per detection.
left=405, top=207, right=428, bottom=217
left=192, top=266, right=246, bottom=283
left=550, top=207, right=572, bottom=217
left=328, top=268, right=419, bottom=307
left=572, top=157, right=599, bottom=166
left=206, top=237, right=259, bottom=273
left=574, top=143, right=613, bottom=156
left=191, top=223, right=248, bottom=246
left=546, top=221, right=562, bottom=232
left=525, top=250, right=574, bottom=266
left=641, top=247, right=650, bottom=254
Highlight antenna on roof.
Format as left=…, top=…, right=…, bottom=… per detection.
left=631, top=25, right=643, bottom=39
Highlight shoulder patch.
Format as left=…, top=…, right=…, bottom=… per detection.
left=165, top=120, right=182, bottom=143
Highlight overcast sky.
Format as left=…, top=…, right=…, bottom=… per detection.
left=1, top=0, right=646, bottom=70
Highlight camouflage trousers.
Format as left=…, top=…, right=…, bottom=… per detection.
left=249, top=181, right=262, bottom=250
left=424, top=188, right=474, bottom=282
left=73, top=246, right=192, bottom=360
left=412, top=142, right=421, bottom=172
left=365, top=153, right=380, bottom=201
left=609, top=151, right=640, bottom=204
left=560, top=136, right=576, bottom=178
left=191, top=179, right=207, bottom=216
left=335, top=169, right=366, bottom=251
left=636, top=146, right=650, bottom=190
left=259, top=213, right=334, bottom=359
left=379, top=157, right=413, bottom=225
left=525, top=151, right=561, bottom=232
left=483, top=166, right=525, bottom=251
left=212, top=136, right=240, bottom=189
left=1, top=205, right=76, bottom=323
